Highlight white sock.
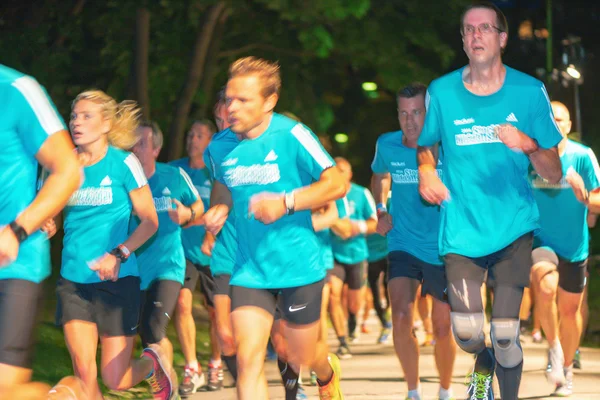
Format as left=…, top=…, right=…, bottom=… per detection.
left=186, top=360, right=199, bottom=371
left=407, top=387, right=421, bottom=399
left=439, top=387, right=453, bottom=399
left=210, top=358, right=222, bottom=368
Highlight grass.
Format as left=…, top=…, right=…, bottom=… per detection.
left=30, top=256, right=212, bottom=399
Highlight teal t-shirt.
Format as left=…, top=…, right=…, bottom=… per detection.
left=61, top=146, right=147, bottom=284
left=372, top=131, right=443, bottom=265
left=315, top=200, right=348, bottom=271
left=215, top=113, right=335, bottom=288
left=331, top=183, right=377, bottom=265
left=203, top=129, right=241, bottom=276
left=417, top=65, right=563, bottom=257
left=131, top=163, right=199, bottom=290
left=531, top=139, right=600, bottom=262
left=366, top=196, right=392, bottom=263
left=169, top=158, right=212, bottom=267
left=0, top=65, right=66, bottom=283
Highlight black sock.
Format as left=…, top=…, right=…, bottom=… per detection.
left=278, top=358, right=299, bottom=400
left=496, top=360, right=523, bottom=400
left=474, top=347, right=496, bottom=376
left=338, top=336, right=347, bottom=347
left=317, top=370, right=334, bottom=387
left=222, top=354, right=237, bottom=382
left=348, top=313, right=357, bottom=336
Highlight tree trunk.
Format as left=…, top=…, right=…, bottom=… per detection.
left=195, top=9, right=230, bottom=119
left=167, top=1, right=227, bottom=160
left=133, top=8, right=151, bottom=119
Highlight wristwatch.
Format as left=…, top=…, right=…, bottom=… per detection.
left=284, top=191, right=296, bottom=215
left=9, top=221, right=28, bottom=243
left=110, top=244, right=131, bottom=263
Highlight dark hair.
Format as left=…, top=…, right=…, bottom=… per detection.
left=461, top=1, right=509, bottom=36
left=190, top=119, right=217, bottom=136
left=396, top=83, right=427, bottom=104
left=213, top=87, right=226, bottom=115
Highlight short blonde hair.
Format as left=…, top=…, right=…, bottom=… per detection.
left=72, top=90, right=141, bottom=150
left=228, top=56, right=281, bottom=98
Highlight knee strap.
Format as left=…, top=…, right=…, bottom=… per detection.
left=450, top=312, right=485, bottom=354
left=491, top=319, right=523, bottom=368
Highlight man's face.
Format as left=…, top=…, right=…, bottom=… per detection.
left=462, top=8, right=507, bottom=64
left=226, top=74, right=276, bottom=134
left=398, top=95, right=426, bottom=142
left=214, top=103, right=230, bottom=132
left=551, top=102, right=572, bottom=138
left=186, top=123, right=212, bottom=158
left=132, top=127, right=159, bottom=171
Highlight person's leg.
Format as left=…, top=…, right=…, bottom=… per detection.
left=213, top=274, right=237, bottom=381
left=346, top=262, right=366, bottom=341
left=361, top=285, right=373, bottom=334
left=47, top=376, right=87, bottom=400
left=519, top=287, right=533, bottom=328
left=320, top=277, right=332, bottom=344
left=368, top=258, right=387, bottom=327
left=100, top=335, right=153, bottom=390
left=63, top=321, right=102, bottom=400
left=0, top=279, right=48, bottom=399
left=417, top=294, right=434, bottom=346
left=175, top=260, right=203, bottom=387
left=328, top=265, right=350, bottom=357
left=389, top=277, right=420, bottom=392
left=230, top=286, right=276, bottom=400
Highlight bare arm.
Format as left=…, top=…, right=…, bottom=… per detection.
left=204, top=181, right=233, bottom=235
left=417, top=144, right=448, bottom=205
left=371, top=173, right=391, bottom=206
left=294, top=167, right=347, bottom=211
left=312, top=201, right=339, bottom=232
left=124, top=185, right=159, bottom=251
left=17, top=131, right=81, bottom=234
left=528, top=146, right=562, bottom=184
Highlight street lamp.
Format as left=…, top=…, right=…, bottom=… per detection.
left=567, top=64, right=581, bottom=80
left=562, top=64, right=583, bottom=138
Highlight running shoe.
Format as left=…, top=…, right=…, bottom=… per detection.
left=206, top=363, right=223, bottom=391
left=532, top=330, right=543, bottom=344
left=142, top=344, right=175, bottom=400
left=466, top=348, right=495, bottom=400
left=546, top=343, right=566, bottom=386
left=553, top=365, right=573, bottom=397
left=318, top=353, right=343, bottom=400
left=310, top=370, right=318, bottom=386
left=378, top=326, right=392, bottom=344
left=178, top=367, right=205, bottom=397
left=421, top=332, right=435, bottom=346
left=361, top=323, right=371, bottom=334
left=573, top=349, right=581, bottom=369
left=296, top=384, right=308, bottom=400
left=336, top=344, right=352, bottom=360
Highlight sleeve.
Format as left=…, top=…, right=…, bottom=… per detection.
left=580, top=148, right=600, bottom=191
left=123, top=153, right=148, bottom=192
left=371, top=139, right=388, bottom=174
left=529, top=83, right=563, bottom=149
left=417, top=87, right=442, bottom=147
left=178, top=168, right=200, bottom=206
left=363, top=188, right=377, bottom=219
left=11, top=76, right=66, bottom=156
left=336, top=197, right=349, bottom=218
left=203, top=148, right=216, bottom=182
left=290, top=123, right=335, bottom=180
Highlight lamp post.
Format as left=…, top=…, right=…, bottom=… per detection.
left=566, top=64, right=583, bottom=139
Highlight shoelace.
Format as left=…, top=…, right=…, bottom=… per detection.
left=208, top=365, right=220, bottom=383
left=466, top=372, right=491, bottom=399
left=182, top=367, right=196, bottom=384
left=146, top=372, right=163, bottom=393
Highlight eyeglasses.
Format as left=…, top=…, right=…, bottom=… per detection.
left=462, top=23, right=503, bottom=36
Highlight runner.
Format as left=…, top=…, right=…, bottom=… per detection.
left=57, top=90, right=174, bottom=399
left=203, top=56, right=345, bottom=399
left=131, top=120, right=205, bottom=394
left=170, top=119, right=222, bottom=395
left=0, top=65, right=81, bottom=399
left=329, top=158, right=378, bottom=351
left=372, top=83, right=456, bottom=400
left=529, top=101, right=600, bottom=396
left=416, top=2, right=563, bottom=399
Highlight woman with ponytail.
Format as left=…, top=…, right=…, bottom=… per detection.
left=56, top=90, right=175, bottom=400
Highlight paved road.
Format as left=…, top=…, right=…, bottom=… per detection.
left=190, top=314, right=600, bottom=399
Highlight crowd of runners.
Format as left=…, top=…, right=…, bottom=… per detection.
left=1, top=2, right=598, bottom=400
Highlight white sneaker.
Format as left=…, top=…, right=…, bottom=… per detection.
left=406, top=388, right=422, bottom=400
left=554, top=365, right=573, bottom=397
left=546, top=343, right=566, bottom=386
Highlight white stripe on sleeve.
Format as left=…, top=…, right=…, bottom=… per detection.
left=586, top=148, right=600, bottom=189
left=290, top=124, right=334, bottom=170
left=12, top=76, right=64, bottom=136
left=124, top=154, right=148, bottom=187
left=541, top=85, right=561, bottom=134
left=179, top=167, right=200, bottom=198
left=364, top=188, right=377, bottom=219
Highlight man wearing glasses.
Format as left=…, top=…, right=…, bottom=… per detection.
left=416, top=2, right=563, bottom=399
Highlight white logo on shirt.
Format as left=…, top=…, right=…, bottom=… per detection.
left=264, top=150, right=278, bottom=162
left=203, top=180, right=211, bottom=186
left=391, top=161, right=405, bottom=167
left=153, top=196, right=172, bottom=212
left=100, top=176, right=112, bottom=186
left=162, top=187, right=171, bottom=196
left=506, top=113, right=518, bottom=123
left=455, top=124, right=502, bottom=146
left=224, top=164, right=281, bottom=187
left=222, top=158, right=238, bottom=167
left=391, top=168, right=443, bottom=184
left=68, top=187, right=113, bottom=206
left=454, top=117, right=475, bottom=126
